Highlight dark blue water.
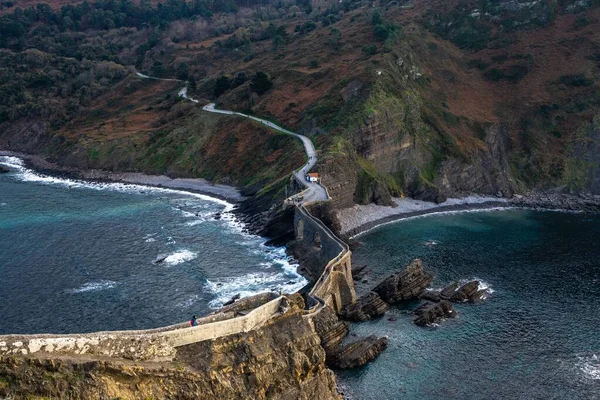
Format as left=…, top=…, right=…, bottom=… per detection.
left=0, top=156, right=305, bottom=335
left=338, top=210, right=600, bottom=399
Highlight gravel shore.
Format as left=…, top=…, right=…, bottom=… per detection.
left=0, top=150, right=243, bottom=203
left=337, top=196, right=509, bottom=237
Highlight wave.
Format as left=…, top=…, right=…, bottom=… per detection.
left=577, top=354, right=600, bottom=380
left=162, top=249, right=198, bottom=266
left=0, top=156, right=234, bottom=212
left=204, top=254, right=307, bottom=309
left=69, top=280, right=117, bottom=293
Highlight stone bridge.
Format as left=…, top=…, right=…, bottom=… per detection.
left=0, top=81, right=357, bottom=363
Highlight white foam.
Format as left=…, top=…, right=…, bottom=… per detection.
left=176, top=294, right=200, bottom=309
left=0, top=202, right=6, bottom=206
left=204, top=262, right=307, bottom=309
left=578, top=354, right=600, bottom=380
left=69, top=280, right=117, bottom=293
left=0, top=156, right=234, bottom=212
left=163, top=249, right=197, bottom=266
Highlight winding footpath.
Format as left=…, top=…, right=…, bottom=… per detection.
left=136, top=72, right=328, bottom=204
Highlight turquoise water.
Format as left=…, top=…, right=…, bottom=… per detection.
left=0, top=156, right=306, bottom=335
left=338, top=210, right=600, bottom=400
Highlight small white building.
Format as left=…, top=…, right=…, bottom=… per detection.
left=306, top=173, right=320, bottom=183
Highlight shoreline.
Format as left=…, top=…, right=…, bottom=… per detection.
left=340, top=193, right=600, bottom=239
left=0, top=150, right=243, bottom=204
left=343, top=201, right=511, bottom=239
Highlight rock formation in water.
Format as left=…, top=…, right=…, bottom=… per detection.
left=372, top=259, right=434, bottom=304
left=350, top=264, right=369, bottom=281
left=311, top=305, right=387, bottom=369
left=339, top=292, right=388, bottom=322
left=413, top=301, right=456, bottom=327
left=439, top=281, right=486, bottom=303
left=328, top=335, right=389, bottom=369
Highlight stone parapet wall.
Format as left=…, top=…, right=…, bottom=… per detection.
left=294, top=204, right=356, bottom=313
left=0, top=296, right=289, bottom=361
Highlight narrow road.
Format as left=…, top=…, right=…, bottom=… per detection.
left=139, top=74, right=328, bottom=204
left=201, top=103, right=327, bottom=203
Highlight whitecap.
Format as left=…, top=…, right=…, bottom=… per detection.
left=0, top=156, right=234, bottom=211
left=0, top=202, right=6, bottom=207
left=578, top=354, right=600, bottom=380
left=69, top=280, right=117, bottom=293
left=176, top=294, right=200, bottom=309
left=163, top=249, right=198, bottom=266
left=204, top=269, right=307, bottom=309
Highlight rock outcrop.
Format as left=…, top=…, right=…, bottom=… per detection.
left=0, top=304, right=342, bottom=400
left=311, top=306, right=387, bottom=369
left=328, top=335, right=389, bottom=369
left=439, top=281, right=486, bottom=303
left=339, top=292, right=388, bottom=322
left=413, top=301, right=456, bottom=327
left=0, top=165, right=8, bottom=173
left=311, top=306, right=350, bottom=356
left=372, top=259, right=434, bottom=304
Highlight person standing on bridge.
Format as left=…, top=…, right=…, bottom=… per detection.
left=190, top=315, right=197, bottom=326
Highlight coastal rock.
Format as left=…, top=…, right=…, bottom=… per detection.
left=0, top=165, right=9, bottom=173
left=413, top=301, right=456, bottom=326
left=312, top=306, right=349, bottom=354
left=329, top=335, right=389, bottom=369
left=420, top=289, right=441, bottom=302
left=440, top=281, right=485, bottom=303
left=351, top=264, right=368, bottom=281
left=339, top=292, right=388, bottom=322
left=372, top=259, right=434, bottom=304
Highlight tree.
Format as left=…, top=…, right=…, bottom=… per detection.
left=213, top=75, right=231, bottom=97
left=250, top=72, right=272, bottom=95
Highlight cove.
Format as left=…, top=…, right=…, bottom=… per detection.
left=0, top=156, right=306, bottom=335
left=337, top=209, right=600, bottom=399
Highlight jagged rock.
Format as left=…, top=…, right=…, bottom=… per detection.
left=439, top=282, right=459, bottom=300
left=413, top=301, right=456, bottom=326
left=420, top=289, right=441, bottom=302
left=351, top=264, right=368, bottom=280
left=0, top=165, right=9, bottom=173
left=388, top=315, right=397, bottom=322
left=312, top=306, right=349, bottom=354
left=372, top=259, right=434, bottom=304
left=340, top=292, right=388, bottom=322
left=329, top=335, right=389, bottom=369
left=440, top=281, right=485, bottom=303
left=222, top=293, right=241, bottom=307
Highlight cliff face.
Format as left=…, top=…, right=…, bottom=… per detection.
left=0, top=306, right=340, bottom=400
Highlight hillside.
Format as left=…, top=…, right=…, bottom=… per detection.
left=1, top=0, right=599, bottom=208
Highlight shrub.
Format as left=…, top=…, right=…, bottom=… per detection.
left=362, top=44, right=377, bottom=56
left=250, top=72, right=273, bottom=95
left=559, top=74, right=594, bottom=87
left=213, top=75, right=231, bottom=97
left=310, top=60, right=319, bottom=69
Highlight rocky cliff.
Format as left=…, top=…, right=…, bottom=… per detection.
left=0, top=303, right=341, bottom=400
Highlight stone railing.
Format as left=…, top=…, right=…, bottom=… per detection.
left=0, top=294, right=289, bottom=361
left=294, top=204, right=356, bottom=313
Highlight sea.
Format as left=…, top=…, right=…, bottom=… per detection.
left=0, top=155, right=306, bottom=335
left=337, top=209, right=600, bottom=399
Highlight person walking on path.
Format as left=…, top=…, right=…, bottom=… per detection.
left=190, top=315, right=198, bottom=326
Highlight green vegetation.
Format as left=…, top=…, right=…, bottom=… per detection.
left=559, top=74, right=594, bottom=87
left=250, top=72, right=273, bottom=95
